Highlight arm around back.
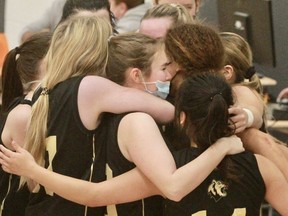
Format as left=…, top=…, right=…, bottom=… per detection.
left=118, top=112, right=244, bottom=201
left=78, top=76, right=174, bottom=130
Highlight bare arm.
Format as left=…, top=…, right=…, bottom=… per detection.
left=256, top=154, right=288, bottom=215
left=0, top=113, right=243, bottom=205
left=0, top=143, right=161, bottom=207
left=78, top=76, right=174, bottom=130
left=230, top=85, right=264, bottom=131
left=119, top=112, right=244, bottom=201
left=239, top=128, right=288, bottom=181
left=1, top=104, right=31, bottom=150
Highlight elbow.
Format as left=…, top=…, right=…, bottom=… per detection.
left=162, top=186, right=185, bottom=202
left=165, top=193, right=182, bottom=202
left=82, top=191, right=101, bottom=207
left=85, top=199, right=100, bottom=208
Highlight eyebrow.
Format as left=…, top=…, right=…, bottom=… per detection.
left=162, top=61, right=172, bottom=67
left=183, top=4, right=194, bottom=7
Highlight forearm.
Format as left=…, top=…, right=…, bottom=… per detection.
left=138, top=94, right=174, bottom=124
left=29, top=164, right=159, bottom=207
left=256, top=154, right=288, bottom=215
left=84, top=76, right=175, bottom=125
left=240, top=129, right=288, bottom=181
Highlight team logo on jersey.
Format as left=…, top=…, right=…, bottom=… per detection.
left=207, top=180, right=228, bottom=202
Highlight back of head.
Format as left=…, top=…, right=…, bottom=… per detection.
left=106, top=32, right=161, bottom=85
left=165, top=22, right=225, bottom=77
left=175, top=72, right=239, bottom=182
left=141, top=3, right=193, bottom=26
left=60, top=0, right=116, bottom=31
left=175, top=73, right=234, bottom=149
left=1, top=32, right=51, bottom=112
left=61, top=0, right=110, bottom=21
left=220, top=32, right=262, bottom=93
left=44, top=14, right=112, bottom=89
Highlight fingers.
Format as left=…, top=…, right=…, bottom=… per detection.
left=228, top=107, right=238, bottom=116
left=234, top=126, right=246, bottom=134
left=1, top=164, right=11, bottom=174
left=11, top=141, right=23, bottom=153
left=0, top=151, right=12, bottom=173
left=0, top=145, right=13, bottom=158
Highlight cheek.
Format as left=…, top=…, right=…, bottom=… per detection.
left=150, top=71, right=166, bottom=82
left=167, top=64, right=180, bottom=78
left=170, top=74, right=185, bottom=96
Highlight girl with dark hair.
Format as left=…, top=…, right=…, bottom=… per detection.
left=60, top=0, right=116, bottom=31
left=164, top=73, right=288, bottom=215
left=0, top=32, right=52, bottom=216
left=164, top=22, right=288, bottom=181
left=1, top=32, right=51, bottom=113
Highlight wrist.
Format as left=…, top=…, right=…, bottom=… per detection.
left=28, top=162, right=40, bottom=180
left=211, top=139, right=229, bottom=157
left=243, top=108, right=254, bottom=128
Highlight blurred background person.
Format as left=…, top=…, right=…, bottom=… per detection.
left=153, top=0, right=200, bottom=19
left=109, top=0, right=152, bottom=33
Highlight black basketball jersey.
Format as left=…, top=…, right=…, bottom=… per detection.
left=26, top=76, right=106, bottom=216
left=164, top=148, right=266, bottom=216
left=0, top=96, right=31, bottom=216
left=99, top=113, right=164, bottom=216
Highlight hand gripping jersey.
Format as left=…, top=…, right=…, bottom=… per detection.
left=164, top=148, right=266, bottom=216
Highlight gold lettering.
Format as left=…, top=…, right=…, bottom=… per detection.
left=232, top=208, right=246, bottom=216
left=192, top=210, right=206, bottom=216
left=192, top=208, right=246, bottom=216
left=45, top=136, right=57, bottom=196
left=105, top=164, right=118, bottom=216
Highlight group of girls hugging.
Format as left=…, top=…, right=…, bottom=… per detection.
left=0, top=1, right=288, bottom=216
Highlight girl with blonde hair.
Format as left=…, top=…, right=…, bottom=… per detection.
left=15, top=14, right=174, bottom=216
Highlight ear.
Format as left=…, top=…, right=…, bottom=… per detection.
left=222, top=65, right=234, bottom=82
left=180, top=111, right=186, bottom=126
left=117, top=2, right=128, bottom=19
left=129, top=68, right=143, bottom=84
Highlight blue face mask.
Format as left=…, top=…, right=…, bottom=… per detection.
left=142, top=80, right=171, bottom=100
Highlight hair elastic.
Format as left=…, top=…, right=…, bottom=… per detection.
left=40, top=87, right=50, bottom=96
left=244, top=66, right=256, bottom=79
left=210, top=92, right=222, bottom=101
left=15, top=47, right=21, bottom=54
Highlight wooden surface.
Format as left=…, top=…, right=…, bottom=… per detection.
left=267, top=120, right=288, bottom=135
left=260, top=76, right=277, bottom=86
left=267, top=120, right=288, bottom=128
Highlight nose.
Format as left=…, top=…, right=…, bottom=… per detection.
left=166, top=70, right=173, bottom=81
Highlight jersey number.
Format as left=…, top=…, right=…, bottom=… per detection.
left=192, top=208, right=246, bottom=216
